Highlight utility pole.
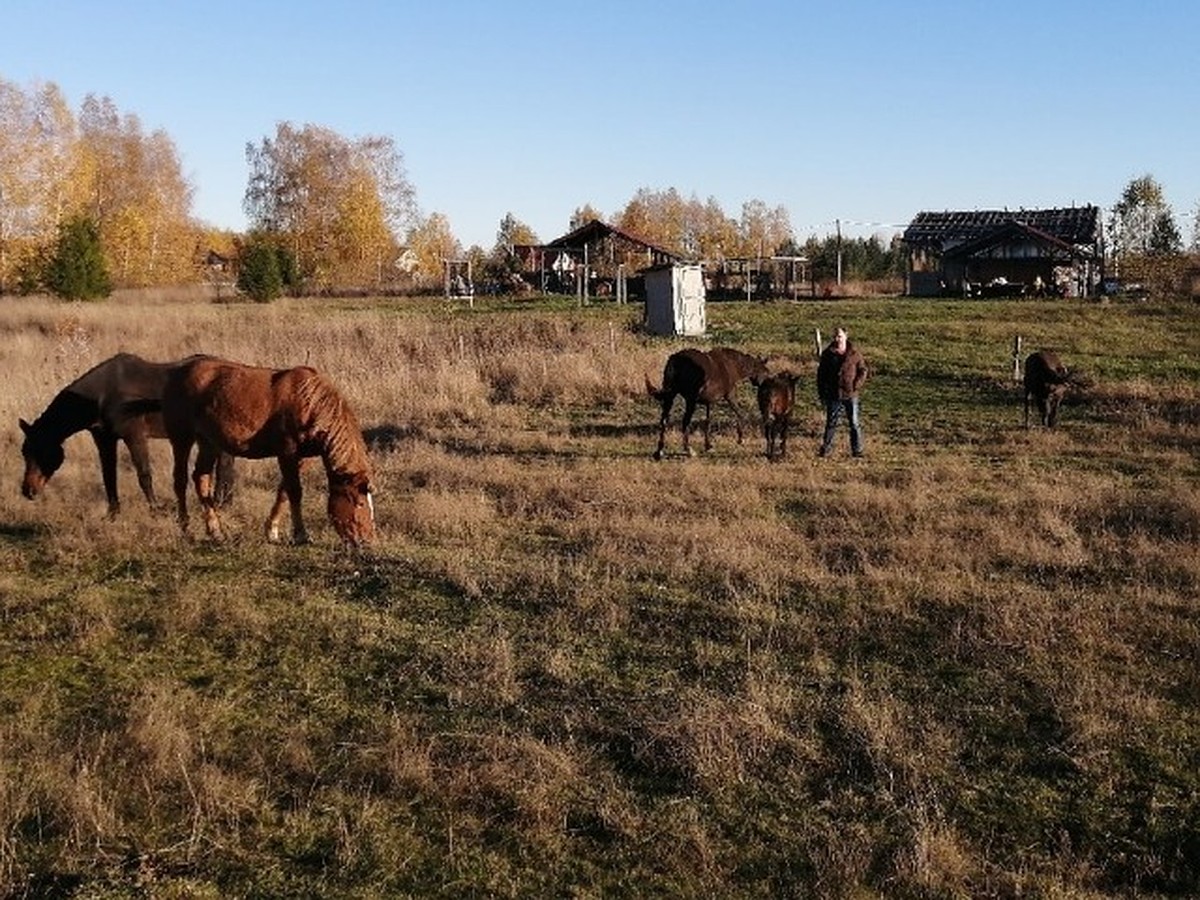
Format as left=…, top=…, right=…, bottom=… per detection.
left=836, top=218, right=843, bottom=287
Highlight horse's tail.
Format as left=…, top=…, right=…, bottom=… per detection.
left=645, top=372, right=667, bottom=400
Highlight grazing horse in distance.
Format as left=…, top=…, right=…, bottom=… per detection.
left=18, top=353, right=234, bottom=516
left=1024, top=349, right=1072, bottom=428
left=162, top=357, right=375, bottom=546
left=645, top=346, right=769, bottom=459
left=756, top=371, right=801, bottom=461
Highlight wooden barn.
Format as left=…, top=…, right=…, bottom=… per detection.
left=901, top=206, right=1103, bottom=298
left=515, top=220, right=680, bottom=301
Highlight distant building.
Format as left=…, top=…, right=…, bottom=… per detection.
left=515, top=219, right=681, bottom=299
left=901, top=206, right=1103, bottom=298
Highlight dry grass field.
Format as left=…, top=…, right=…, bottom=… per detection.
left=0, top=290, right=1197, bottom=898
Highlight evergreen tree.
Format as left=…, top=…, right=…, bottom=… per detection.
left=1148, top=211, right=1183, bottom=256
left=275, top=245, right=300, bottom=295
left=237, top=236, right=284, bottom=302
left=45, top=215, right=112, bottom=300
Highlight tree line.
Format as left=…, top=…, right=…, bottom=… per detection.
left=0, top=80, right=200, bottom=295
left=2, top=76, right=1195, bottom=301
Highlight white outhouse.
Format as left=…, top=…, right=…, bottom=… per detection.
left=643, top=264, right=706, bottom=337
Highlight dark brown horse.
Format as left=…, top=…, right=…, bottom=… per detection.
left=1024, top=349, right=1071, bottom=428
left=162, top=357, right=374, bottom=546
left=756, top=371, right=801, bottom=461
left=645, top=347, right=769, bottom=459
left=19, top=353, right=233, bottom=516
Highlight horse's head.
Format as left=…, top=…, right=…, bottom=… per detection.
left=746, top=355, right=770, bottom=384
left=328, top=473, right=375, bottom=546
left=18, top=418, right=64, bottom=500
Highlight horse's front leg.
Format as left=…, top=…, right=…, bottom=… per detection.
left=653, top=396, right=674, bottom=460
left=266, top=456, right=307, bottom=544
left=681, top=397, right=699, bottom=456
left=90, top=429, right=121, bottom=517
left=193, top=442, right=224, bottom=540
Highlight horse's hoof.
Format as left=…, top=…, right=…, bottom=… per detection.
left=292, top=532, right=311, bottom=546
left=652, top=450, right=663, bottom=461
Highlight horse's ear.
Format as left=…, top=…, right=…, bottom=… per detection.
left=19, top=419, right=31, bottom=435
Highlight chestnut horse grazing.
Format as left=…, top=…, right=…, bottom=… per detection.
left=1024, top=350, right=1071, bottom=428
left=19, top=353, right=233, bottom=516
left=645, top=346, right=768, bottom=459
left=756, top=371, right=801, bottom=461
left=163, top=357, right=374, bottom=546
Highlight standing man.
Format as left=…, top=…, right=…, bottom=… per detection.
left=817, top=326, right=869, bottom=458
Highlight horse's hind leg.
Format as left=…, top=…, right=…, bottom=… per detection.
left=125, top=432, right=159, bottom=510
left=691, top=400, right=705, bottom=453
left=725, top=397, right=746, bottom=445
left=170, top=437, right=194, bottom=533
left=1046, top=391, right=1062, bottom=427
left=91, top=429, right=121, bottom=517
left=265, top=483, right=288, bottom=542
left=192, top=442, right=224, bottom=540
left=267, top=456, right=308, bottom=544
left=1036, top=395, right=1050, bottom=427
left=214, top=453, right=236, bottom=508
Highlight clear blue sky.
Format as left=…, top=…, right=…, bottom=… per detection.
left=8, top=0, right=1198, bottom=249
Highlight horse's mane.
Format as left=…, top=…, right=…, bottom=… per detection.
left=292, top=369, right=371, bottom=480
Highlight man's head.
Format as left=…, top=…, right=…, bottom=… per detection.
left=833, top=327, right=848, bottom=352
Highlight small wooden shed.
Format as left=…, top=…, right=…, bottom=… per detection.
left=644, top=264, right=706, bottom=337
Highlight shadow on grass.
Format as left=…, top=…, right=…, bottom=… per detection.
left=363, top=423, right=423, bottom=453
left=0, top=520, right=48, bottom=542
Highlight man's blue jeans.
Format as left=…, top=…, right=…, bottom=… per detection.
left=821, top=398, right=863, bottom=456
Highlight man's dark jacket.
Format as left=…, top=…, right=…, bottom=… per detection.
left=817, top=341, right=868, bottom=402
